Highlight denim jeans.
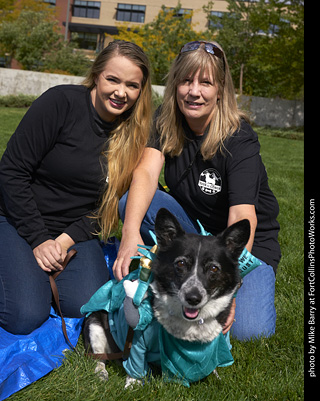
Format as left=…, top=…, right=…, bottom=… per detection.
left=119, top=189, right=276, bottom=341
left=0, top=215, right=109, bottom=334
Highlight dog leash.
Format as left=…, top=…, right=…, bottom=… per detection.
left=49, top=249, right=77, bottom=351
left=86, top=327, right=135, bottom=361
left=50, top=250, right=134, bottom=360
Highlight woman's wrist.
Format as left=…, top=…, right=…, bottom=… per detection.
left=55, top=233, right=75, bottom=252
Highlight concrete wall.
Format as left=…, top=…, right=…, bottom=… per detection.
left=0, top=67, right=165, bottom=97
left=0, top=68, right=303, bottom=127
left=238, top=95, right=304, bottom=128
left=0, top=68, right=84, bottom=97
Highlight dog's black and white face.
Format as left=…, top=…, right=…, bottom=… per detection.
left=150, top=208, right=250, bottom=343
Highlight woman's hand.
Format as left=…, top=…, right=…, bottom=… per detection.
left=222, top=298, right=236, bottom=334
left=33, top=240, right=64, bottom=272
left=55, top=233, right=75, bottom=256
left=33, top=233, right=75, bottom=273
left=112, top=231, right=143, bottom=281
left=112, top=147, right=164, bottom=281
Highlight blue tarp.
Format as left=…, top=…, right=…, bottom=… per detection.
left=0, top=309, right=83, bottom=400
left=0, top=239, right=119, bottom=400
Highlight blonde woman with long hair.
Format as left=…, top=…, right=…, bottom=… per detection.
left=83, top=41, right=152, bottom=241
left=114, top=41, right=281, bottom=341
left=0, top=40, right=151, bottom=334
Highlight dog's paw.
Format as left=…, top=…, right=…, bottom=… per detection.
left=123, top=280, right=139, bottom=298
left=123, top=279, right=148, bottom=300
left=94, top=361, right=109, bottom=381
left=124, top=375, right=143, bottom=389
left=213, top=369, right=221, bottom=380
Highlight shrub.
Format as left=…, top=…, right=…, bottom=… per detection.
left=0, top=94, right=37, bottom=108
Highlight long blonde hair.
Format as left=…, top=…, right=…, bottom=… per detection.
left=158, top=41, right=249, bottom=160
left=83, top=40, right=152, bottom=240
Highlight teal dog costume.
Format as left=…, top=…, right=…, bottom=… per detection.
left=81, top=220, right=261, bottom=387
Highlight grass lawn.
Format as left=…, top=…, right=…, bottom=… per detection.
left=1, top=108, right=304, bottom=400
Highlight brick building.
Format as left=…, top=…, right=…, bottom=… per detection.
left=51, top=0, right=229, bottom=52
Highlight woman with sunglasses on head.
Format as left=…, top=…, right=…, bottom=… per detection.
left=113, top=41, right=281, bottom=341
left=0, top=40, right=152, bottom=334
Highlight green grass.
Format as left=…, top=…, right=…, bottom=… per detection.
left=1, top=107, right=304, bottom=400
left=0, top=108, right=27, bottom=152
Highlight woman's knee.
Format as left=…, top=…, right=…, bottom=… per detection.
left=231, top=313, right=276, bottom=341
left=0, top=220, right=52, bottom=334
left=2, top=305, right=51, bottom=335
left=56, top=239, right=109, bottom=317
left=231, top=262, right=276, bottom=341
left=1, top=278, right=51, bottom=334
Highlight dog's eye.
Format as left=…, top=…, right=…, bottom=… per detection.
left=210, top=265, right=219, bottom=273
left=176, top=260, right=185, bottom=268
left=174, top=260, right=186, bottom=273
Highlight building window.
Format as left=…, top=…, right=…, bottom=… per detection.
left=71, top=32, right=98, bottom=50
left=165, top=7, right=192, bottom=24
left=209, top=11, right=225, bottom=30
left=73, top=1, right=101, bottom=19
left=43, top=0, right=56, bottom=5
left=116, top=4, right=146, bottom=23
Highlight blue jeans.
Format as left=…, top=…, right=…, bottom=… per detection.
left=119, top=189, right=276, bottom=341
left=0, top=215, right=109, bottom=334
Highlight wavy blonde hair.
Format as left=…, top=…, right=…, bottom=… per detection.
left=83, top=40, right=152, bottom=240
left=157, top=41, right=249, bottom=160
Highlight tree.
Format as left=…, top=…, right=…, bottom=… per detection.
left=0, top=4, right=91, bottom=76
left=0, top=0, right=60, bottom=29
left=42, top=41, right=92, bottom=76
left=114, top=3, right=207, bottom=84
left=248, top=0, right=304, bottom=99
left=0, top=0, right=15, bottom=22
left=204, top=0, right=304, bottom=99
left=204, top=1, right=254, bottom=95
left=0, top=9, right=60, bottom=70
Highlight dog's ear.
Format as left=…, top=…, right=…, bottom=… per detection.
left=155, top=208, right=185, bottom=249
left=220, top=219, right=251, bottom=259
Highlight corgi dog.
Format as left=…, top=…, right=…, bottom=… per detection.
left=83, top=208, right=250, bottom=387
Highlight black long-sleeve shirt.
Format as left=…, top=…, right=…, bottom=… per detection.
left=0, top=85, right=114, bottom=248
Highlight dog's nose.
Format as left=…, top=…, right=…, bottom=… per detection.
left=185, top=289, right=202, bottom=306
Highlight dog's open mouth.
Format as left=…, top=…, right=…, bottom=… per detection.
left=183, top=307, right=200, bottom=320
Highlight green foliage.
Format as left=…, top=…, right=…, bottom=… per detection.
left=0, top=94, right=37, bottom=108
left=151, top=90, right=163, bottom=111
left=0, top=8, right=91, bottom=76
left=115, top=0, right=303, bottom=98
left=115, top=3, right=205, bottom=85
left=255, top=125, right=304, bottom=141
left=0, top=0, right=53, bottom=23
left=0, top=0, right=304, bottom=98
left=141, top=5, right=201, bottom=84
left=42, top=41, right=92, bottom=77
left=0, top=10, right=60, bottom=70
left=0, top=0, right=15, bottom=21
left=204, top=0, right=304, bottom=99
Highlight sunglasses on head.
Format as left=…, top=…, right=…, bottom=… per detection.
left=180, top=41, right=224, bottom=60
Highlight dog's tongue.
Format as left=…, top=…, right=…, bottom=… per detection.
left=183, top=307, right=199, bottom=319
